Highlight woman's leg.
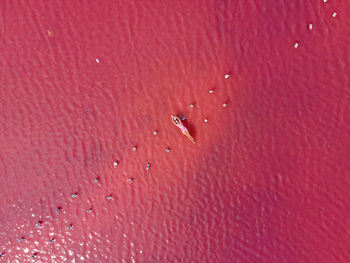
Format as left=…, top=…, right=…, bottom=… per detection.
left=184, top=131, right=195, bottom=143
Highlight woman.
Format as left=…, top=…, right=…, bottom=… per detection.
left=171, top=115, right=195, bottom=143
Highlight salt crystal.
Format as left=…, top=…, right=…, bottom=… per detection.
left=153, top=130, right=158, bottom=135
left=189, top=104, right=194, bottom=108
left=96, top=58, right=100, bottom=63
left=309, top=24, right=313, bottom=30
left=332, top=12, right=337, bottom=17
left=209, top=89, right=214, bottom=94
left=204, top=118, right=208, bottom=123
left=294, top=42, right=299, bottom=48
left=165, top=148, right=170, bottom=152
left=323, top=0, right=328, bottom=2
left=224, top=74, right=230, bottom=79
left=132, top=146, right=137, bottom=151
left=113, top=161, right=119, bottom=167
left=222, top=103, right=227, bottom=107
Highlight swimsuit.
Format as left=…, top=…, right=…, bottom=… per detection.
left=178, top=123, right=187, bottom=133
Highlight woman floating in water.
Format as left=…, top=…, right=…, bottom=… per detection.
left=171, top=115, right=195, bottom=143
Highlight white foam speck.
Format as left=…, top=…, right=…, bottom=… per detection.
left=60, top=255, right=67, bottom=261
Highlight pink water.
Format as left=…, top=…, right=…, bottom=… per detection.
left=1, top=0, right=350, bottom=262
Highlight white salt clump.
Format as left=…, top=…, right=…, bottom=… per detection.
left=204, top=118, right=208, bottom=123
left=332, top=12, right=337, bottom=17
left=224, top=74, right=230, bottom=79
left=96, top=58, right=100, bottom=63
left=132, top=146, right=137, bottom=151
left=165, top=148, right=170, bottom=152
left=113, top=161, right=119, bottom=167
left=309, top=24, right=313, bottom=30
left=323, top=0, right=328, bottom=2
left=209, top=89, right=214, bottom=94
left=153, top=130, right=158, bottom=135
left=190, top=104, right=194, bottom=108
left=294, top=42, right=299, bottom=48
left=222, top=103, right=227, bottom=107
